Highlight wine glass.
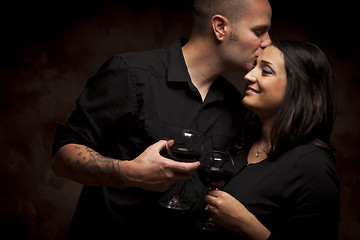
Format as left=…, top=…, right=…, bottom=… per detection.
left=198, top=150, right=233, bottom=231
left=159, top=128, right=203, bottom=210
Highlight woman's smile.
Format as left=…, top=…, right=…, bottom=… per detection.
left=245, top=86, right=260, bottom=95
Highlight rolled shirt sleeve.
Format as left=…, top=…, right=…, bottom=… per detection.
left=52, top=56, right=138, bottom=156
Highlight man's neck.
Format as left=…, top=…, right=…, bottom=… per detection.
left=182, top=37, right=223, bottom=102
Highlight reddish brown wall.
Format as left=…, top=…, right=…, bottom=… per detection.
left=0, top=1, right=358, bottom=239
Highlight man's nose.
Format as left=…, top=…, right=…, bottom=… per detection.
left=260, top=33, right=271, bottom=49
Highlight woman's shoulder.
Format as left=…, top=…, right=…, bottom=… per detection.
left=280, top=144, right=332, bottom=165
left=279, top=144, right=338, bottom=182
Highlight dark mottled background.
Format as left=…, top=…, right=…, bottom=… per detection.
left=0, top=1, right=358, bottom=239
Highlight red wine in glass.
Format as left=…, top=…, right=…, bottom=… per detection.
left=167, top=147, right=202, bottom=163
left=198, top=150, right=233, bottom=231
left=198, top=166, right=232, bottom=189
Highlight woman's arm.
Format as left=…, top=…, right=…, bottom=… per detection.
left=206, top=190, right=271, bottom=240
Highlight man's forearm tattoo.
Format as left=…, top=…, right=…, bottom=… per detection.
left=66, top=145, right=122, bottom=186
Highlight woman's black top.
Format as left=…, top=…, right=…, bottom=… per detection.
left=222, top=144, right=340, bottom=239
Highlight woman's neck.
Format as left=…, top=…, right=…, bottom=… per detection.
left=259, top=116, right=273, bottom=146
left=247, top=117, right=273, bottom=164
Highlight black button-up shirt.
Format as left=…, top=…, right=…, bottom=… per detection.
left=53, top=39, right=244, bottom=238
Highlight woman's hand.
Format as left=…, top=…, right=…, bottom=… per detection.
left=206, top=190, right=248, bottom=231
left=206, top=190, right=271, bottom=240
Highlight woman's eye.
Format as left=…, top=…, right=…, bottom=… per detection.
left=262, top=66, right=273, bottom=75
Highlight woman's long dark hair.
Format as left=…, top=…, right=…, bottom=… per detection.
left=240, top=40, right=336, bottom=159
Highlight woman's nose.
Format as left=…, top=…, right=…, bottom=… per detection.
left=244, top=70, right=257, bottom=83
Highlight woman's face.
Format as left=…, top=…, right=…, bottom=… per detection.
left=242, top=45, right=287, bottom=119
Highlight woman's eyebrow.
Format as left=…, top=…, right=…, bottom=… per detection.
left=260, top=59, right=276, bottom=71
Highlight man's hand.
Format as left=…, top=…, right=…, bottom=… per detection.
left=122, top=140, right=200, bottom=192
left=52, top=140, right=199, bottom=192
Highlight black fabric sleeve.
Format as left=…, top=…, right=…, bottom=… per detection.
left=52, top=56, right=138, bottom=156
left=271, top=149, right=340, bottom=239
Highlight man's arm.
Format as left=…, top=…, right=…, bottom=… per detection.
left=51, top=140, right=200, bottom=192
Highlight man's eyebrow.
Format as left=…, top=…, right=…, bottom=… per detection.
left=254, top=24, right=271, bottom=31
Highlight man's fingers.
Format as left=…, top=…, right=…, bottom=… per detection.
left=148, top=140, right=200, bottom=181
left=167, top=159, right=200, bottom=173
left=167, top=139, right=174, bottom=147
left=161, top=158, right=200, bottom=180
left=152, top=139, right=176, bottom=153
left=152, top=140, right=168, bottom=152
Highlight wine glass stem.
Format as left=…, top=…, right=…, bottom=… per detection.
left=203, top=187, right=220, bottom=230
left=174, top=180, right=182, bottom=200
left=169, top=179, right=186, bottom=208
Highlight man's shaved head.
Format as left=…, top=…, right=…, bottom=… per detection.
left=191, top=0, right=250, bottom=37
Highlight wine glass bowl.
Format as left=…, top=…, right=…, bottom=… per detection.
left=198, top=151, right=233, bottom=189
left=165, top=129, right=202, bottom=162
left=159, top=128, right=202, bottom=210
left=198, top=150, right=233, bottom=231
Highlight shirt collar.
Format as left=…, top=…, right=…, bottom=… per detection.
left=167, top=38, right=190, bottom=83
left=206, top=77, right=226, bottom=102
left=167, top=39, right=227, bottom=103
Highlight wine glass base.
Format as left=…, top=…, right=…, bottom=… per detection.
left=159, top=197, right=190, bottom=211
left=201, top=217, right=222, bottom=231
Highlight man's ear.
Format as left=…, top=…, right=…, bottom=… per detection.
left=211, top=15, right=230, bottom=41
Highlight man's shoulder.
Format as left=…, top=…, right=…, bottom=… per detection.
left=114, top=48, right=168, bottom=70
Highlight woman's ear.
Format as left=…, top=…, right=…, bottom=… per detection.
left=211, top=15, right=230, bottom=41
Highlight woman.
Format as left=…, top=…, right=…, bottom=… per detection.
left=205, top=40, right=339, bottom=239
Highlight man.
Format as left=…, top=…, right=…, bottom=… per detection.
left=52, top=0, right=272, bottom=238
